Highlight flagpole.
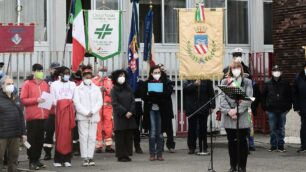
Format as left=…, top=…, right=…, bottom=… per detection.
left=62, top=0, right=74, bottom=66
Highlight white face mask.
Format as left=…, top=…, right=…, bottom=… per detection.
left=4, top=85, right=14, bottom=93
left=98, top=71, right=104, bottom=77
left=153, top=74, right=161, bottom=80
left=272, top=71, right=281, bottom=78
left=234, top=57, right=242, bottom=63
left=232, top=68, right=241, bottom=78
left=63, top=75, right=70, bottom=82
left=304, top=69, right=306, bottom=75
left=83, top=79, right=92, bottom=85
left=117, top=76, right=125, bottom=84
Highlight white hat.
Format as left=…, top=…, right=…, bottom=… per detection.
left=232, top=47, right=244, bottom=54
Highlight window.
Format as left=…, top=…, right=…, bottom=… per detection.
left=227, top=0, right=249, bottom=44
left=264, top=2, right=272, bottom=45
left=0, top=0, right=48, bottom=42
left=139, top=0, right=186, bottom=44
left=96, top=0, right=118, bottom=10
left=204, top=0, right=225, bottom=8
left=66, top=0, right=91, bottom=43
left=139, top=0, right=162, bottom=43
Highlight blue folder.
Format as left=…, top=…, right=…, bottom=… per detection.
left=148, top=83, right=163, bottom=93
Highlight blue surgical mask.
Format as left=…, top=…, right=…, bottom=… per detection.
left=0, top=70, right=3, bottom=78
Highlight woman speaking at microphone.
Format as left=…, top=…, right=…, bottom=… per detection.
left=220, top=62, right=253, bottom=172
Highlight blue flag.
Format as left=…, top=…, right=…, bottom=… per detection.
left=143, top=9, right=153, bottom=62
left=127, top=0, right=139, bottom=93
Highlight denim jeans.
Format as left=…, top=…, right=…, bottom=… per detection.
left=268, top=112, right=286, bottom=147
left=149, top=110, right=164, bottom=156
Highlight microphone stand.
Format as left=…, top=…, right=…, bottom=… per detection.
left=188, top=92, right=221, bottom=172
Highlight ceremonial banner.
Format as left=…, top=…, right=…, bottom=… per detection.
left=85, top=10, right=121, bottom=60
left=0, top=24, right=34, bottom=53
left=179, top=8, right=224, bottom=80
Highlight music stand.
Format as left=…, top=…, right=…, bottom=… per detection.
left=218, top=85, right=251, bottom=171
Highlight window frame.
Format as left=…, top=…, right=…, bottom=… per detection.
left=139, top=0, right=189, bottom=46
left=263, top=0, right=272, bottom=46
left=225, top=0, right=250, bottom=46
left=34, top=0, right=50, bottom=46
left=92, top=0, right=120, bottom=10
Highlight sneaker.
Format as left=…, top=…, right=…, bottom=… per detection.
left=297, top=148, right=306, bottom=153
left=53, top=163, right=62, bottom=167
left=268, top=146, right=277, bottom=152
left=125, top=157, right=132, bottom=162
left=196, top=151, right=210, bottom=156
left=135, top=146, right=143, bottom=154
left=228, top=167, right=236, bottom=172
left=29, top=162, right=40, bottom=170
left=168, top=148, right=175, bottom=153
left=149, top=155, right=156, bottom=161
left=82, top=159, right=89, bottom=167
left=156, top=155, right=164, bottom=161
left=64, top=162, right=72, bottom=167
left=37, top=161, right=47, bottom=168
left=278, top=145, right=286, bottom=152
left=95, top=147, right=103, bottom=153
left=188, top=149, right=195, bottom=154
left=105, top=146, right=115, bottom=153
left=43, top=154, right=52, bottom=160
left=117, top=157, right=129, bottom=162
left=88, top=159, right=95, bottom=166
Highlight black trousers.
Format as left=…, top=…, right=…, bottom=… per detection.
left=300, top=113, right=306, bottom=149
left=44, top=115, right=55, bottom=152
left=165, top=118, right=175, bottom=149
left=115, top=130, right=134, bottom=158
left=225, top=128, right=249, bottom=169
left=27, top=119, right=46, bottom=163
left=133, top=102, right=142, bottom=148
left=54, top=151, right=72, bottom=163
left=187, top=113, right=208, bottom=152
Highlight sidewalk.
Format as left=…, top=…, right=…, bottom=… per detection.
left=12, top=134, right=305, bottom=172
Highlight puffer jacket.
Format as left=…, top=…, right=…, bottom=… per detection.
left=73, top=82, right=103, bottom=123
left=20, top=79, right=50, bottom=121
left=261, top=77, right=292, bottom=113
left=0, top=90, right=26, bottom=138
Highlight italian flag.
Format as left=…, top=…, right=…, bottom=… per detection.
left=71, top=0, right=85, bottom=72
left=195, top=3, right=205, bottom=22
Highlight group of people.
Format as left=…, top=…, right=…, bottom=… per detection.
left=0, top=47, right=306, bottom=172
left=0, top=61, right=178, bottom=171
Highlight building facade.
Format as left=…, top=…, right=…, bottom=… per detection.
left=0, top=0, right=275, bottom=135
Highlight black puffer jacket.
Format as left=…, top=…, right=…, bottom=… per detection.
left=0, top=90, right=25, bottom=138
left=293, top=70, right=306, bottom=114
left=262, top=77, right=292, bottom=113
left=183, top=80, right=215, bottom=116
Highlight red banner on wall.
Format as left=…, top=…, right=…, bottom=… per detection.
left=0, top=23, right=35, bottom=53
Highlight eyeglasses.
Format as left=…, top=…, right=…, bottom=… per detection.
left=6, top=83, right=13, bottom=85
left=152, top=72, right=161, bottom=74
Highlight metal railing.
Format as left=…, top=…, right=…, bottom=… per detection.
left=0, top=48, right=265, bottom=135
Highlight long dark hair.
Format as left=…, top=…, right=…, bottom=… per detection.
left=148, top=65, right=166, bottom=81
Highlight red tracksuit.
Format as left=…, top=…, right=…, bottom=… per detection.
left=92, top=76, right=113, bottom=148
